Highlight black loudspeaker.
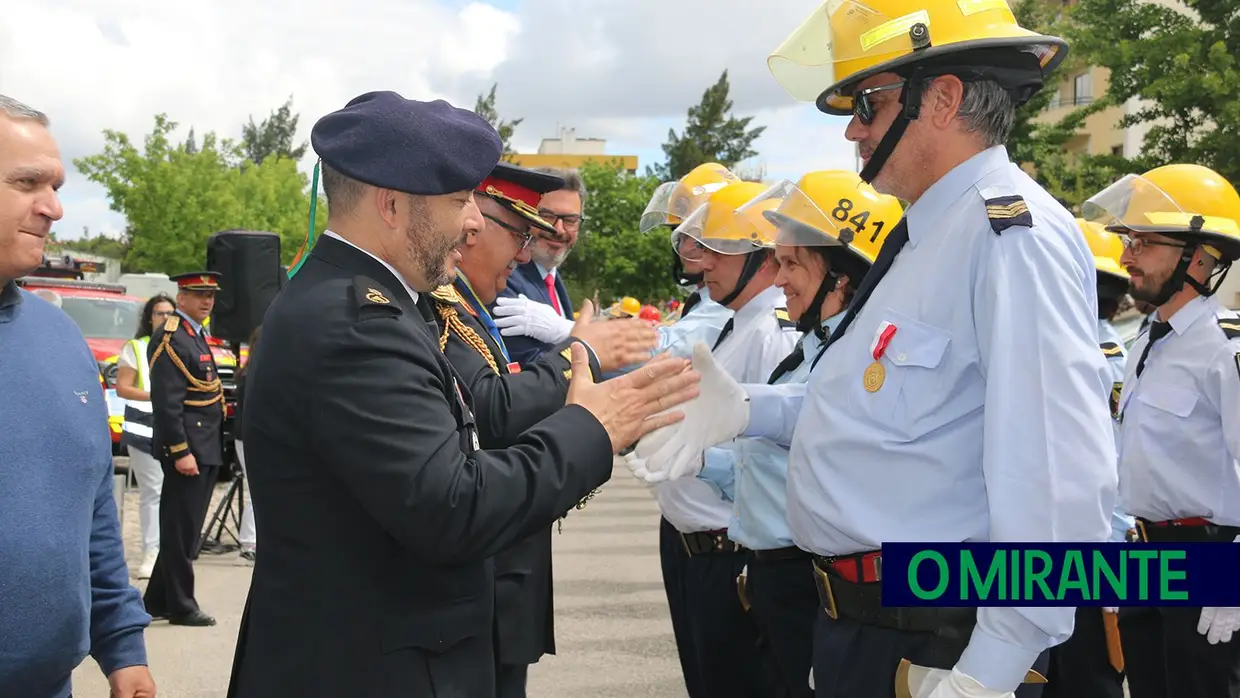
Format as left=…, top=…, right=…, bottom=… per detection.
left=206, top=230, right=282, bottom=344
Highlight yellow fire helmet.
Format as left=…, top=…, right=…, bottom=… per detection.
left=742, top=170, right=904, bottom=267
left=671, top=181, right=782, bottom=262
left=608, top=296, right=642, bottom=318
left=1076, top=218, right=1129, bottom=283
left=640, top=163, right=741, bottom=233
left=1083, top=164, right=1240, bottom=263
left=767, top=0, right=1067, bottom=115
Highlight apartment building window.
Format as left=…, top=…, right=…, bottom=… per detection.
left=1111, top=145, right=1124, bottom=156
left=1074, top=72, right=1093, bottom=105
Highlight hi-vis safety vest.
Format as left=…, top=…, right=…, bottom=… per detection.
left=121, top=336, right=154, bottom=454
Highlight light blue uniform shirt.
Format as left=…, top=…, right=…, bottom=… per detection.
left=607, top=287, right=734, bottom=381
left=699, top=314, right=842, bottom=551
left=1099, top=318, right=1136, bottom=542
left=653, top=285, right=800, bottom=533
left=745, top=146, right=1118, bottom=693
left=1117, top=296, right=1240, bottom=525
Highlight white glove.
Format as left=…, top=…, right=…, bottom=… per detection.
left=493, top=294, right=575, bottom=343
left=1198, top=538, right=1240, bottom=645
left=638, top=342, right=749, bottom=483
left=920, top=668, right=1013, bottom=698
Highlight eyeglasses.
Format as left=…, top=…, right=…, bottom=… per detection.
left=853, top=81, right=905, bottom=125
left=1120, top=235, right=1187, bottom=256
left=538, top=209, right=585, bottom=232
left=483, top=214, right=533, bottom=250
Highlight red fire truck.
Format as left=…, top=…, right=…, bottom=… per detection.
left=16, top=256, right=239, bottom=454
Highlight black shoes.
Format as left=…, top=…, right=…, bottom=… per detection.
left=167, top=610, right=216, bottom=627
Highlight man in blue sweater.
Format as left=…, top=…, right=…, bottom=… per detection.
left=0, top=94, right=155, bottom=698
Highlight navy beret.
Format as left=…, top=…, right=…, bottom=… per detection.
left=310, top=91, right=503, bottom=196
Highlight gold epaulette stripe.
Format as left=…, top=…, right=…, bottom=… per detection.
left=436, top=303, right=500, bottom=375
left=986, top=202, right=1030, bottom=218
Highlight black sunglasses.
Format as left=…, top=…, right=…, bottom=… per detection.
left=853, top=81, right=906, bottom=125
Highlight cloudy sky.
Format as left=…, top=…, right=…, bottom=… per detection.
left=1, top=0, right=860, bottom=241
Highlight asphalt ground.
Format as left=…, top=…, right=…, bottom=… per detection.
left=70, top=459, right=688, bottom=698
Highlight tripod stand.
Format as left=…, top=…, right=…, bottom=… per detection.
left=194, top=461, right=245, bottom=558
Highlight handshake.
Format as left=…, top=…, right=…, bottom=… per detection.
left=621, top=342, right=751, bottom=483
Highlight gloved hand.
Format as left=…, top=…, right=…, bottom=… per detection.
left=637, top=342, right=749, bottom=483
left=493, top=294, right=575, bottom=344
left=1198, top=537, right=1240, bottom=645
left=920, top=668, right=1013, bottom=698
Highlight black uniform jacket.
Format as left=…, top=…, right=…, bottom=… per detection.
left=225, top=235, right=614, bottom=698
left=146, top=311, right=225, bottom=465
left=429, top=285, right=601, bottom=665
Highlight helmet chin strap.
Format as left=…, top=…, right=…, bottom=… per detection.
left=798, top=272, right=840, bottom=337
left=717, top=250, right=769, bottom=308
left=672, top=253, right=704, bottom=287
left=859, top=69, right=926, bottom=185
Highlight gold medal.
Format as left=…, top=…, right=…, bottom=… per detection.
left=863, top=361, right=885, bottom=392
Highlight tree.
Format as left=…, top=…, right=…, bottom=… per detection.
left=74, top=113, right=325, bottom=274
left=58, top=227, right=129, bottom=261
left=998, top=0, right=1146, bottom=210
left=240, top=96, right=309, bottom=166
left=473, top=83, right=523, bottom=160
left=1067, top=0, right=1240, bottom=186
left=557, top=160, right=682, bottom=306
left=654, top=70, right=767, bottom=181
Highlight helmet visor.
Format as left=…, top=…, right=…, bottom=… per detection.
left=640, top=182, right=679, bottom=233
left=671, top=198, right=779, bottom=258
left=742, top=180, right=850, bottom=247
left=768, top=0, right=931, bottom=108
left=1083, top=173, right=1240, bottom=239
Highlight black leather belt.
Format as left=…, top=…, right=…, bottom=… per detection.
left=1133, top=517, right=1240, bottom=543
left=811, top=556, right=975, bottom=634
left=751, top=546, right=812, bottom=562
left=681, top=529, right=746, bottom=556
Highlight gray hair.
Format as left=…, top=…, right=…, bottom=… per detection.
left=319, top=163, right=366, bottom=216
left=951, top=80, right=1016, bottom=148
left=0, top=94, right=49, bottom=126
left=534, top=167, right=588, bottom=208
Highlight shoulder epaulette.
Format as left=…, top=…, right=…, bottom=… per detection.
left=434, top=300, right=500, bottom=375
left=430, top=284, right=462, bottom=306
left=1217, top=317, right=1240, bottom=340
left=774, top=307, right=796, bottom=329
left=163, top=315, right=180, bottom=333
left=1099, top=341, right=1124, bottom=357
left=983, top=194, right=1033, bottom=235
left=353, top=276, right=400, bottom=314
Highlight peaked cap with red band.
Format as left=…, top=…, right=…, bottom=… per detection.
left=170, top=271, right=222, bottom=291
left=477, top=162, right=566, bottom=235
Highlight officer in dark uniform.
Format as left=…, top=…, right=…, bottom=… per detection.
left=431, top=161, right=661, bottom=697
left=142, top=270, right=225, bottom=627
left=225, top=91, right=700, bottom=698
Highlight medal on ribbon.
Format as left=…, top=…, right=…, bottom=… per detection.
left=864, top=321, right=897, bottom=393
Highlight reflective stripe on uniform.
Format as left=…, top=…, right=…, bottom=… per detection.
left=122, top=336, right=155, bottom=452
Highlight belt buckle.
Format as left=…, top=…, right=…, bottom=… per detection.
left=813, top=560, right=839, bottom=620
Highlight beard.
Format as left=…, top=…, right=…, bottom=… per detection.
left=1127, top=270, right=1171, bottom=304
left=531, top=241, right=572, bottom=270
left=404, top=214, right=461, bottom=289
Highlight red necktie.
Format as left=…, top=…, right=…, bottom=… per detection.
left=545, top=273, right=563, bottom=316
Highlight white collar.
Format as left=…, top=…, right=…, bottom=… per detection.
left=324, top=230, right=420, bottom=303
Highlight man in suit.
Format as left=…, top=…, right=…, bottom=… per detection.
left=432, top=161, right=661, bottom=697
left=226, top=90, right=701, bottom=698
left=142, top=270, right=226, bottom=628
left=491, top=167, right=585, bottom=366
